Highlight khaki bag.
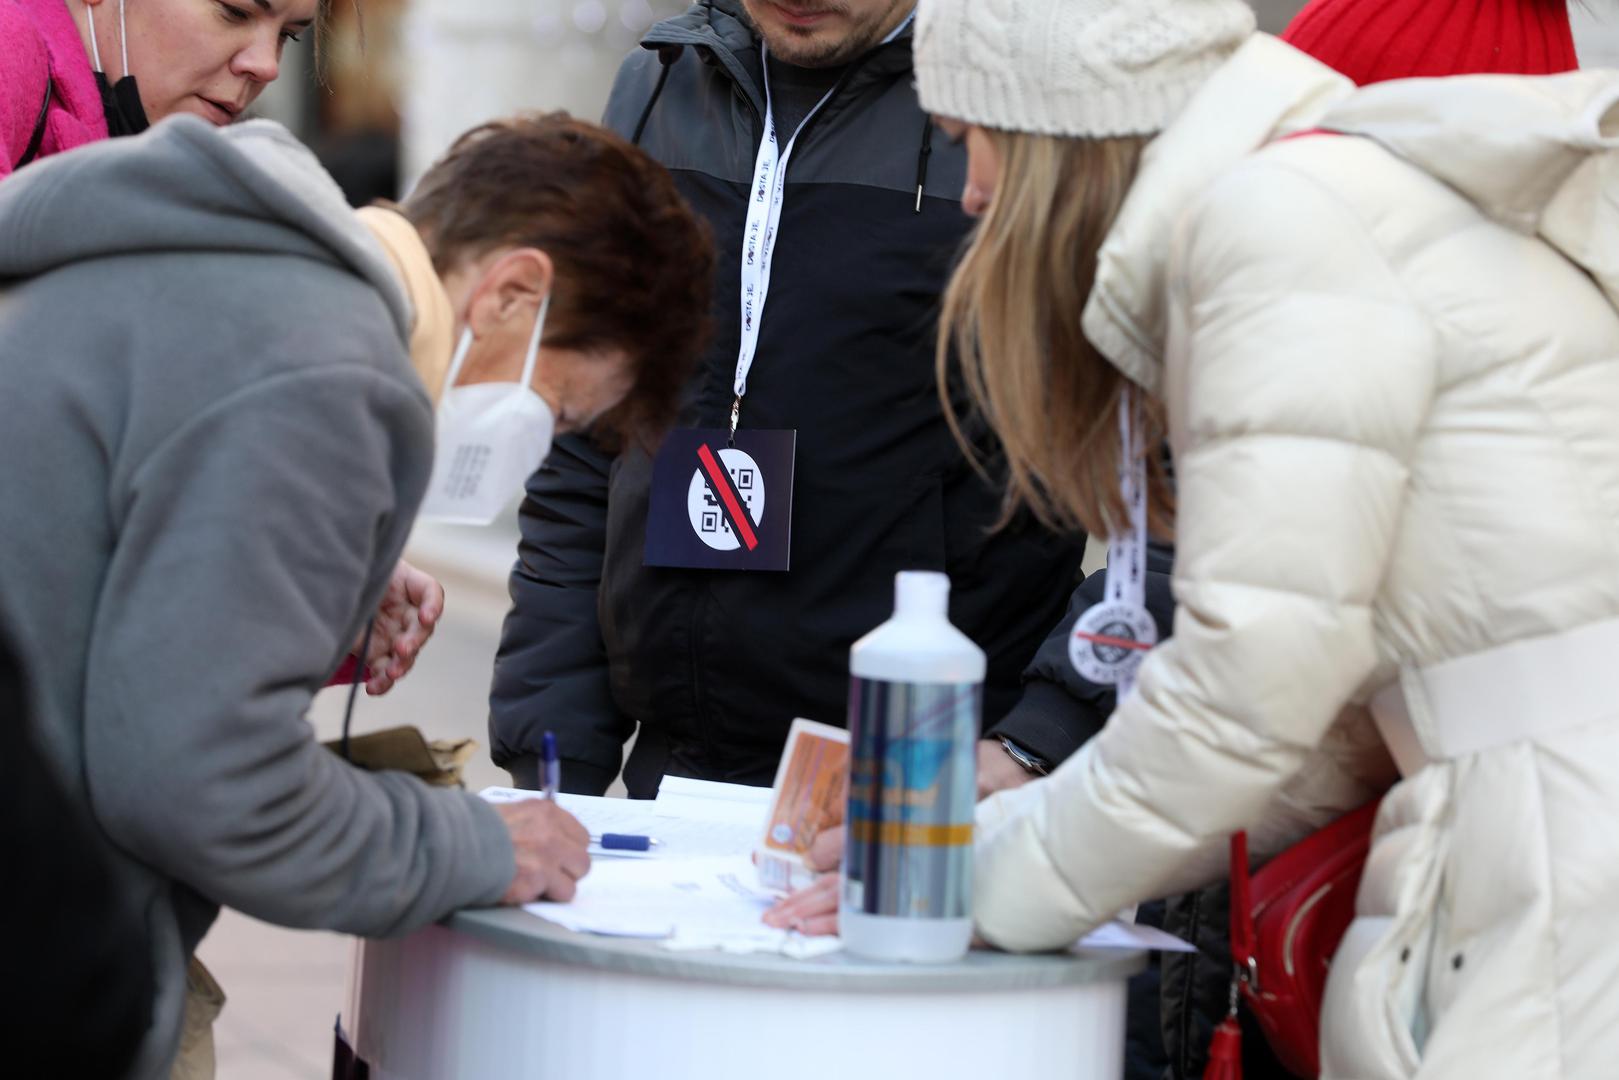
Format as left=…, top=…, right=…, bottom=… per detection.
left=169, top=958, right=225, bottom=1080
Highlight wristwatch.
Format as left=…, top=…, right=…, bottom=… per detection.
left=997, top=736, right=1051, bottom=777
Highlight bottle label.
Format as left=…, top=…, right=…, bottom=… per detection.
left=843, top=677, right=979, bottom=921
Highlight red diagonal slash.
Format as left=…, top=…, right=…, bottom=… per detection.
left=697, top=443, right=759, bottom=551
left=1072, top=630, right=1153, bottom=652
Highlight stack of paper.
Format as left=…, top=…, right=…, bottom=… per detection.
left=524, top=854, right=841, bottom=958
left=479, top=779, right=1194, bottom=958
left=481, top=779, right=830, bottom=954
left=480, top=777, right=767, bottom=860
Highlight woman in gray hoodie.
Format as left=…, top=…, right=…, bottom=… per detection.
left=0, top=111, right=712, bottom=1078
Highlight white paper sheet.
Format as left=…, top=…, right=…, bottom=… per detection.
left=479, top=787, right=764, bottom=859
left=521, top=848, right=1191, bottom=959
left=655, top=775, right=773, bottom=806
left=652, top=776, right=772, bottom=829
left=1074, top=920, right=1196, bottom=953
left=489, top=782, right=1194, bottom=958
left=524, top=854, right=838, bottom=955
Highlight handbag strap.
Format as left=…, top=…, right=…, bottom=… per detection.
left=1205, top=832, right=1258, bottom=1079
left=1229, top=831, right=1258, bottom=990
left=16, top=75, right=53, bottom=170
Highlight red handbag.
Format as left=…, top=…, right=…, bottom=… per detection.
left=1204, top=799, right=1382, bottom=1080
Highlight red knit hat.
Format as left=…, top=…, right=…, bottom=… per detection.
left=1283, top=0, right=1579, bottom=86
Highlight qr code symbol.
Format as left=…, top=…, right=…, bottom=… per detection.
left=686, top=447, right=766, bottom=553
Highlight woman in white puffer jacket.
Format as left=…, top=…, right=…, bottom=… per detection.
left=916, top=0, right=1619, bottom=1075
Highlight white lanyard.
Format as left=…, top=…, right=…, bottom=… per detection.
left=730, top=13, right=915, bottom=439
left=1104, top=397, right=1149, bottom=615
left=1070, top=394, right=1158, bottom=697
left=731, top=47, right=837, bottom=437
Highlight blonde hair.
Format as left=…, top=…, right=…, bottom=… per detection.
left=938, top=129, right=1173, bottom=540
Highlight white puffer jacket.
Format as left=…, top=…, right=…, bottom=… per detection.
left=973, top=35, right=1619, bottom=1079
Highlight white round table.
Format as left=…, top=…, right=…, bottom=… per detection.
left=344, top=908, right=1144, bottom=1079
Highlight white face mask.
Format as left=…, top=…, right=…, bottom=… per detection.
left=418, top=294, right=555, bottom=526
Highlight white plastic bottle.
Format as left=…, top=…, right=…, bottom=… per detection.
left=840, top=571, right=985, bottom=963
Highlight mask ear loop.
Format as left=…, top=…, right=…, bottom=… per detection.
left=517, top=293, right=551, bottom=393
left=85, top=3, right=105, bottom=72
left=441, top=328, right=475, bottom=393
left=119, top=0, right=130, bottom=81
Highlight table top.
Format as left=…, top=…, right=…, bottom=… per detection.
left=443, top=908, right=1145, bottom=993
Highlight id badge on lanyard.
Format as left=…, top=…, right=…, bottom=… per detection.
left=644, top=39, right=845, bottom=574
left=1069, top=396, right=1159, bottom=698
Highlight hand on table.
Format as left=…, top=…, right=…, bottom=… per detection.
left=762, top=826, right=845, bottom=936
left=494, top=800, right=592, bottom=904
left=356, top=559, right=444, bottom=696
left=762, top=826, right=994, bottom=949
left=762, top=746, right=1036, bottom=939
left=977, top=738, right=1039, bottom=799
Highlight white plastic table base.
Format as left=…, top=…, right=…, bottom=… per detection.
left=348, top=911, right=1139, bottom=1080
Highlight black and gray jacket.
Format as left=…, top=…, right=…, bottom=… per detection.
left=489, top=0, right=1084, bottom=796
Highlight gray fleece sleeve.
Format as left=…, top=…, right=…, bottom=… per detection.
left=82, top=365, right=514, bottom=937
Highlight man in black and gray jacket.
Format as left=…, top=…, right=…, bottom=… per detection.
left=489, top=0, right=1084, bottom=796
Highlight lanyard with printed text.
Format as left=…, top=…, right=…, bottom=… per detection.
left=729, top=14, right=914, bottom=441
left=730, top=45, right=838, bottom=440
left=1069, top=394, right=1159, bottom=698
left=644, top=15, right=921, bottom=573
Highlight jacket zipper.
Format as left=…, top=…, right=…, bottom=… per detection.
left=688, top=585, right=719, bottom=768
left=1177, top=890, right=1204, bottom=1080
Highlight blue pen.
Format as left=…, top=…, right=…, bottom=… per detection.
left=591, top=833, right=663, bottom=853
left=541, top=731, right=560, bottom=801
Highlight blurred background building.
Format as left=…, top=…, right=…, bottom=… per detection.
left=211, top=3, right=1619, bottom=1078
left=253, top=0, right=689, bottom=204
left=255, top=0, right=1619, bottom=206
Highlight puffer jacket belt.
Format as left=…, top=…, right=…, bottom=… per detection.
left=1370, top=615, right=1619, bottom=776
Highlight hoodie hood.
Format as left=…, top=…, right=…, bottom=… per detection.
left=356, top=205, right=456, bottom=406
left=0, top=114, right=410, bottom=341
left=1322, top=70, right=1619, bottom=314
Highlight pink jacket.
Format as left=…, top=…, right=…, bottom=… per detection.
left=1, top=0, right=107, bottom=178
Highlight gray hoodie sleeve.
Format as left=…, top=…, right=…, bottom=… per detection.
left=81, top=364, right=515, bottom=936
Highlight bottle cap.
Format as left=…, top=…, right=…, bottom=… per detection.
left=894, top=571, right=950, bottom=619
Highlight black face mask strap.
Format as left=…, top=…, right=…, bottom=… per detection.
left=339, top=620, right=374, bottom=762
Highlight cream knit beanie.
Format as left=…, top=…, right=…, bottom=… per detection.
left=915, top=0, right=1257, bottom=138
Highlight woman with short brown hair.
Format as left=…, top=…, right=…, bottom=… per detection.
left=392, top=112, right=713, bottom=443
